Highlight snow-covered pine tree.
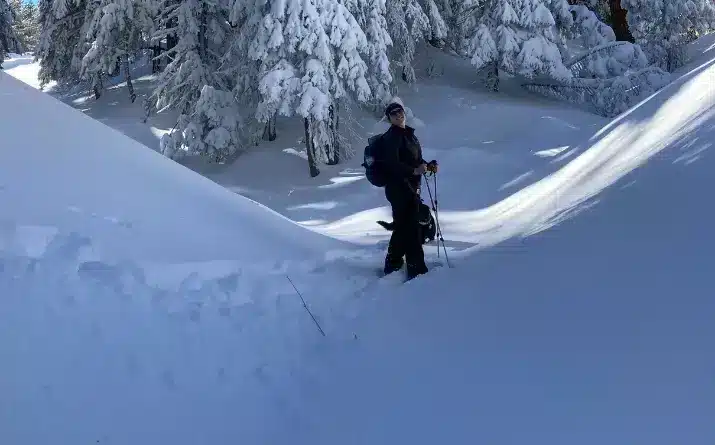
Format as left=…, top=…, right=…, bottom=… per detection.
left=244, top=0, right=374, bottom=177
left=418, top=0, right=449, bottom=77
left=227, top=0, right=294, bottom=142
left=225, top=0, right=296, bottom=143
left=466, top=0, right=574, bottom=91
left=622, top=0, right=715, bottom=72
left=159, top=85, right=243, bottom=162
left=569, top=3, right=615, bottom=49
left=345, top=0, right=394, bottom=108
left=152, top=0, right=230, bottom=116
left=567, top=5, right=654, bottom=80
left=384, top=0, right=431, bottom=84
left=154, top=0, right=243, bottom=162
left=0, top=0, right=21, bottom=65
left=303, top=0, right=372, bottom=170
left=36, top=0, right=104, bottom=92
left=10, top=0, right=40, bottom=52
left=221, top=0, right=266, bottom=141
left=569, top=0, right=610, bottom=24
left=80, top=0, right=157, bottom=101
left=0, top=0, right=11, bottom=64
left=420, top=0, right=448, bottom=46
left=440, top=0, right=479, bottom=56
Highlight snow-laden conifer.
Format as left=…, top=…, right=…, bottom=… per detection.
left=570, top=3, right=615, bottom=48
left=385, top=0, right=431, bottom=84
left=159, top=86, right=244, bottom=162
left=154, top=0, right=245, bottom=162
left=347, top=0, right=394, bottom=106
left=623, top=0, right=715, bottom=71
left=9, top=0, right=40, bottom=52
left=152, top=0, right=229, bottom=116
left=239, top=0, right=375, bottom=176
left=80, top=0, right=157, bottom=100
left=1, top=0, right=21, bottom=65
left=466, top=0, right=574, bottom=91
left=35, top=0, right=93, bottom=89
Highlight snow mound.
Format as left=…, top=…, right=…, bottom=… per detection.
left=0, top=72, right=344, bottom=263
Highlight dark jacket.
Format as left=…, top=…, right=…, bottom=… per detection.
left=381, top=124, right=426, bottom=194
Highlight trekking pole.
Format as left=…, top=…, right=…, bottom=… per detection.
left=432, top=173, right=451, bottom=267
left=429, top=175, right=439, bottom=259
left=423, top=172, right=451, bottom=268
left=422, top=172, right=439, bottom=255
left=286, top=275, right=325, bottom=337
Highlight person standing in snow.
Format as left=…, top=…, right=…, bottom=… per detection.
left=380, top=100, right=438, bottom=280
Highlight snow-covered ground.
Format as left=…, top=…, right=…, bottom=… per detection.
left=2, top=36, right=715, bottom=444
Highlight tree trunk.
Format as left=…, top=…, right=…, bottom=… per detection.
left=609, top=0, right=634, bottom=42
left=152, top=45, right=161, bottom=73
left=93, top=73, right=103, bottom=100
left=304, top=118, right=320, bottom=177
left=262, top=114, right=277, bottom=141
left=123, top=55, right=136, bottom=103
left=199, top=3, right=208, bottom=59
left=334, top=105, right=341, bottom=161
left=485, top=62, right=499, bottom=92
left=326, top=104, right=340, bottom=165
left=165, top=0, right=179, bottom=67
left=166, top=33, right=178, bottom=64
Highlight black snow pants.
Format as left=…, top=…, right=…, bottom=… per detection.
left=384, top=183, right=428, bottom=278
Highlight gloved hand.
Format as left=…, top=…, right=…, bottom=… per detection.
left=426, top=160, right=439, bottom=173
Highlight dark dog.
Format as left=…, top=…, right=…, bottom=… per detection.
left=377, top=202, right=436, bottom=245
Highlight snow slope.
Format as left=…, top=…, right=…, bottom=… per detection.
left=3, top=38, right=715, bottom=444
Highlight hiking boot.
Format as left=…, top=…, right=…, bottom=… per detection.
left=406, top=263, right=428, bottom=281
left=383, top=255, right=404, bottom=276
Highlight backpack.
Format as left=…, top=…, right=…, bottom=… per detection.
left=362, top=133, right=388, bottom=187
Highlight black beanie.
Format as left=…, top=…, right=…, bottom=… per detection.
left=385, top=102, right=404, bottom=116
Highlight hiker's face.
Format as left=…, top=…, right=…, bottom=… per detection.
left=389, top=108, right=406, bottom=127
